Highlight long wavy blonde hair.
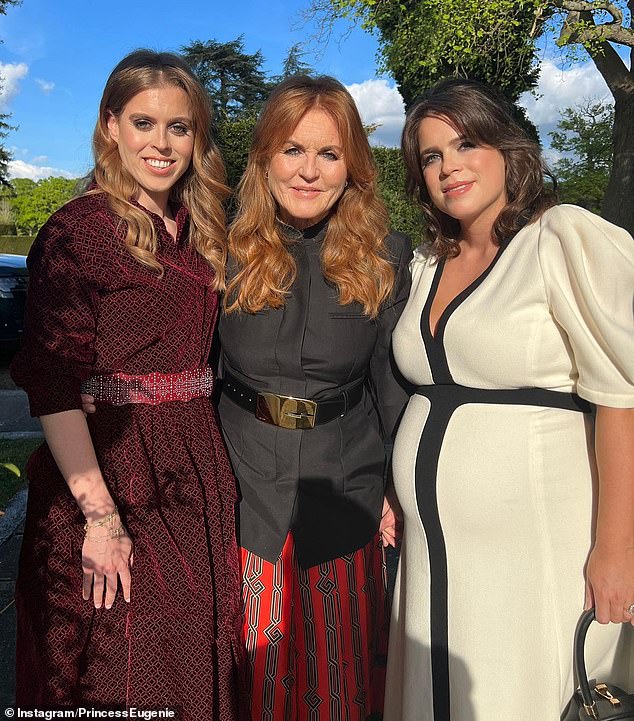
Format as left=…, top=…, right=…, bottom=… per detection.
left=91, top=49, right=229, bottom=289
left=226, top=75, right=393, bottom=317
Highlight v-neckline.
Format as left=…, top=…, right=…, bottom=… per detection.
left=424, top=241, right=508, bottom=342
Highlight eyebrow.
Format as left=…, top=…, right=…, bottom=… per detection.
left=128, top=113, right=192, bottom=123
left=419, top=134, right=469, bottom=157
left=283, top=139, right=343, bottom=153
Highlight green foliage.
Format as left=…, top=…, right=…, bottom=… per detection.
left=372, top=146, right=423, bottom=243
left=0, top=1, right=21, bottom=186
left=550, top=100, right=613, bottom=173
left=314, top=0, right=546, bottom=107
left=279, top=43, right=314, bottom=79
left=215, top=114, right=258, bottom=189
left=0, top=196, right=14, bottom=233
left=0, top=115, right=15, bottom=187
left=4, top=176, right=78, bottom=235
left=547, top=1, right=631, bottom=59
left=181, top=36, right=271, bottom=121
left=0, top=0, right=21, bottom=15
left=549, top=100, right=613, bottom=213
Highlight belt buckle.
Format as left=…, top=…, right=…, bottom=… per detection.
left=255, top=392, right=317, bottom=429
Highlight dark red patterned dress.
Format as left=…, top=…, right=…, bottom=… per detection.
left=11, top=192, right=245, bottom=718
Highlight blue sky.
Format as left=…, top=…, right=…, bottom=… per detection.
left=0, top=0, right=612, bottom=180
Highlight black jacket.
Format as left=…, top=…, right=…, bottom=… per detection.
left=218, top=221, right=412, bottom=567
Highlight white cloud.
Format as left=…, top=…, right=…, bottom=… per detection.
left=8, top=159, right=76, bottom=181
left=346, top=79, right=405, bottom=148
left=31, top=155, right=48, bottom=163
left=0, top=62, right=29, bottom=109
left=35, top=78, right=55, bottom=94
left=343, top=60, right=610, bottom=151
left=520, top=60, right=611, bottom=142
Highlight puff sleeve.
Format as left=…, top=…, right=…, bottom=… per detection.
left=537, top=205, right=634, bottom=408
left=10, top=209, right=99, bottom=416
left=369, top=231, right=413, bottom=440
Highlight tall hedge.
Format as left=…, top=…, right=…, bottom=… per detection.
left=372, top=145, right=422, bottom=245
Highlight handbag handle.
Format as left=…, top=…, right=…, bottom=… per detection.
left=574, top=608, right=600, bottom=718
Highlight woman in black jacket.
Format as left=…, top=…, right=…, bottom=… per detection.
left=220, top=75, right=411, bottom=721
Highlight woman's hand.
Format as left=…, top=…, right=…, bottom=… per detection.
left=585, top=544, right=634, bottom=626
left=379, top=496, right=399, bottom=548
left=82, top=529, right=133, bottom=610
left=81, top=393, right=97, bottom=415
left=589, top=406, right=634, bottom=625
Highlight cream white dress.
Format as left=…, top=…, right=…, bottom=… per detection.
left=385, top=205, right=634, bottom=721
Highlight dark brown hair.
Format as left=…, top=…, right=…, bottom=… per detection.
left=226, top=75, right=393, bottom=317
left=401, top=77, right=555, bottom=258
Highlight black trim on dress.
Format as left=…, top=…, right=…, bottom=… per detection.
left=415, top=242, right=592, bottom=719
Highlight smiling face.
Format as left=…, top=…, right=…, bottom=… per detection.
left=107, top=84, right=194, bottom=215
left=267, top=107, right=348, bottom=230
left=418, top=115, right=507, bottom=237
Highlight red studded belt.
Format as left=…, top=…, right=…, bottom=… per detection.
left=81, top=367, right=214, bottom=406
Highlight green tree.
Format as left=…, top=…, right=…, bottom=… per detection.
left=280, top=43, right=314, bottom=79
left=308, top=0, right=546, bottom=106
left=181, top=36, right=270, bottom=121
left=0, top=0, right=20, bottom=14
left=9, top=176, right=77, bottom=235
left=215, top=113, right=258, bottom=190
left=308, top=0, right=634, bottom=232
left=546, top=1, right=634, bottom=231
left=0, top=0, right=22, bottom=186
left=549, top=100, right=613, bottom=211
left=0, top=113, right=16, bottom=186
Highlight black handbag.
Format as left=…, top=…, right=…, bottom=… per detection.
left=561, top=609, right=634, bottom=720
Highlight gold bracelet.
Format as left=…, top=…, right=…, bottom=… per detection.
left=84, top=524, right=127, bottom=543
left=83, top=508, right=119, bottom=532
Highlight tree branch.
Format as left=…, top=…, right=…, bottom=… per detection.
left=553, top=1, right=634, bottom=95
left=586, top=39, right=634, bottom=96
left=552, top=0, right=623, bottom=22
left=554, top=1, right=633, bottom=44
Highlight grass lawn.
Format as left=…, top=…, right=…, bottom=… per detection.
left=0, top=437, right=41, bottom=510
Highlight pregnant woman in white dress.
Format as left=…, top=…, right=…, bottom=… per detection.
left=384, top=78, right=634, bottom=721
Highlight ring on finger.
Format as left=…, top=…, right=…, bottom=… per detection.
left=626, top=603, right=634, bottom=616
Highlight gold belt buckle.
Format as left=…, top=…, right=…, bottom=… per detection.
left=255, top=392, right=317, bottom=429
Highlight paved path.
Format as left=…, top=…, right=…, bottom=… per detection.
left=0, top=389, right=41, bottom=437
left=0, top=387, right=34, bottom=706
left=0, top=496, right=22, bottom=706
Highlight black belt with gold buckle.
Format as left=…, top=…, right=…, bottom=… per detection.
left=222, top=371, right=364, bottom=430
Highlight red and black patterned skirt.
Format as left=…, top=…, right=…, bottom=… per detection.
left=241, top=533, right=388, bottom=721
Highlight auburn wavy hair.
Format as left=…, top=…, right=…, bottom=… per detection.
left=90, top=49, right=229, bottom=289
left=401, top=78, right=556, bottom=259
left=225, top=75, right=393, bottom=317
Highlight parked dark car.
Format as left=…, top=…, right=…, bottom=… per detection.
left=0, top=253, right=28, bottom=350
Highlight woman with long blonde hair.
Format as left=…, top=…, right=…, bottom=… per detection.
left=218, top=75, right=412, bottom=721
left=11, top=50, right=244, bottom=717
